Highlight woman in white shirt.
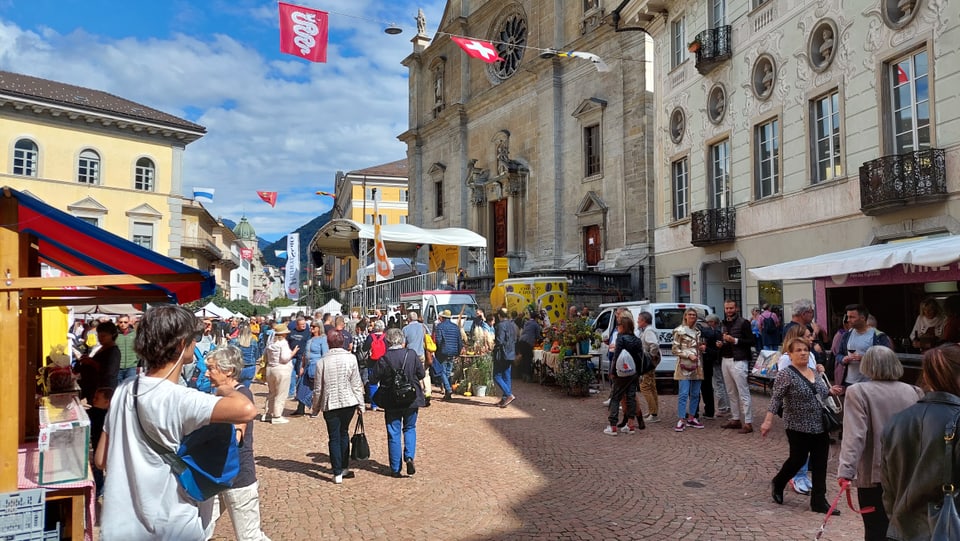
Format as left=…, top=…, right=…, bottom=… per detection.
left=263, top=324, right=298, bottom=424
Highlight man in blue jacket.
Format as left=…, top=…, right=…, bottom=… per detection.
left=434, top=310, right=463, bottom=401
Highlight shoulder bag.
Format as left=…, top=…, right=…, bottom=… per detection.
left=929, top=412, right=960, bottom=537
left=132, top=377, right=242, bottom=502
left=791, top=366, right=841, bottom=432
left=424, top=323, right=438, bottom=353
left=350, top=414, right=370, bottom=460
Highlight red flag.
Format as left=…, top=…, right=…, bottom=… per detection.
left=896, top=64, right=909, bottom=84
left=450, top=36, right=503, bottom=63
left=257, top=191, right=278, bottom=207
left=240, top=248, right=254, bottom=261
left=279, top=2, right=329, bottom=63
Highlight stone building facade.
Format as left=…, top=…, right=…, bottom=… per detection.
left=400, top=0, right=657, bottom=296
left=621, top=0, right=959, bottom=314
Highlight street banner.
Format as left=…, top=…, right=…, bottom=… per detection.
left=285, top=233, right=300, bottom=300
left=279, top=2, right=329, bottom=63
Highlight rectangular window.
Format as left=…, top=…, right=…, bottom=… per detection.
left=400, top=189, right=409, bottom=202
left=812, top=90, right=842, bottom=183
left=755, top=118, right=780, bottom=199
left=379, top=215, right=387, bottom=225
left=131, top=222, right=153, bottom=250
left=889, top=49, right=930, bottom=154
left=77, top=154, right=100, bottom=185
left=364, top=214, right=374, bottom=225
left=672, top=17, right=685, bottom=68
left=435, top=180, right=444, bottom=217
left=709, top=140, right=731, bottom=208
left=76, top=216, right=99, bottom=227
left=583, top=0, right=598, bottom=12
left=13, top=147, right=37, bottom=176
left=672, top=158, right=689, bottom=220
left=241, top=277, right=249, bottom=287
left=400, top=215, right=407, bottom=224
left=711, top=0, right=726, bottom=28
left=675, top=275, right=691, bottom=303
left=364, top=188, right=383, bottom=201
left=584, top=124, right=601, bottom=177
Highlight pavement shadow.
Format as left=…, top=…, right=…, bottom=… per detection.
left=304, top=451, right=394, bottom=478
left=254, top=455, right=326, bottom=481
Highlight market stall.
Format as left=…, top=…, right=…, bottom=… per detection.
left=0, top=187, right=214, bottom=537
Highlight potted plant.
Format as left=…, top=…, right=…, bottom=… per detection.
left=466, top=354, right=494, bottom=397
left=562, top=317, right=601, bottom=355
left=688, top=38, right=701, bottom=53
left=555, top=357, right=595, bottom=396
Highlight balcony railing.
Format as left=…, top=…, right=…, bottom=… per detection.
left=181, top=234, right=222, bottom=259
left=691, top=207, right=736, bottom=247
left=859, top=148, right=947, bottom=215
left=693, top=25, right=732, bottom=75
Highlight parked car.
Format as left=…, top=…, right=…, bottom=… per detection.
left=592, top=301, right=713, bottom=393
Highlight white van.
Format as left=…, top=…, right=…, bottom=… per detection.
left=591, top=301, right=713, bottom=391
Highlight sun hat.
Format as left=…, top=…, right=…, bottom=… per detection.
left=439, top=309, right=452, bottom=318
left=273, top=324, right=291, bottom=335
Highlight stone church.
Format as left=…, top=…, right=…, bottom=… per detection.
left=400, top=1, right=657, bottom=295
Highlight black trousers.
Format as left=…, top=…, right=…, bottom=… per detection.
left=857, top=484, right=889, bottom=541
left=773, top=429, right=831, bottom=506
left=607, top=375, right=638, bottom=426
left=701, top=357, right=716, bottom=417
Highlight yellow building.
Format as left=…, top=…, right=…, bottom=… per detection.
left=330, top=159, right=409, bottom=288
left=0, top=71, right=205, bottom=258
left=180, top=199, right=239, bottom=297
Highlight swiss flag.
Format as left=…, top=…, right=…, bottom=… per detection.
left=279, top=2, right=329, bottom=63
left=257, top=191, right=278, bottom=207
left=451, top=36, right=503, bottom=63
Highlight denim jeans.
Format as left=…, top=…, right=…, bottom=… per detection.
left=384, top=408, right=418, bottom=473
left=677, top=379, right=702, bottom=419
left=288, top=358, right=300, bottom=397
left=433, top=355, right=453, bottom=393
left=367, top=367, right=379, bottom=408
left=117, top=366, right=137, bottom=387
left=493, top=364, right=512, bottom=398
left=323, top=406, right=356, bottom=476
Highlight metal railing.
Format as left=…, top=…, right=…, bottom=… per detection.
left=859, top=148, right=947, bottom=215
left=691, top=207, right=736, bottom=246
left=694, top=25, right=732, bottom=75
left=181, top=233, right=222, bottom=259
left=346, top=271, right=457, bottom=309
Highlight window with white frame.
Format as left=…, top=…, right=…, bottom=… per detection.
left=77, top=149, right=100, bottom=185
left=379, top=215, right=387, bottom=225
left=364, top=214, right=374, bottom=225
left=709, top=140, right=731, bottom=208
left=75, top=216, right=99, bottom=227
left=711, top=0, right=726, bottom=28
left=135, top=157, right=156, bottom=191
left=400, top=189, right=409, bottom=202
left=755, top=118, right=780, bottom=199
left=811, top=90, right=842, bottom=183
left=584, top=123, right=601, bottom=177
left=889, top=49, right=930, bottom=154
left=131, top=221, right=153, bottom=250
left=364, top=188, right=383, bottom=201
left=672, top=158, right=689, bottom=220
left=13, top=139, right=38, bottom=177
left=400, top=215, right=407, bottom=224
left=672, top=17, right=685, bottom=68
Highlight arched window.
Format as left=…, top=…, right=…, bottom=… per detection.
left=135, top=157, right=156, bottom=191
left=13, top=139, right=38, bottom=176
left=77, top=149, right=101, bottom=184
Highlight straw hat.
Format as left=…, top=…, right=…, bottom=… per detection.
left=439, top=309, right=452, bottom=318
left=273, top=324, right=291, bottom=335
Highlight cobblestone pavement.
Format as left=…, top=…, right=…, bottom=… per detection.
left=213, top=380, right=866, bottom=541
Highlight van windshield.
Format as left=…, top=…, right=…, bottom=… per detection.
left=654, top=308, right=688, bottom=330
left=437, top=304, right=479, bottom=319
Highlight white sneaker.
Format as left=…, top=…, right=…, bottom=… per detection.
left=602, top=398, right=611, bottom=406
left=603, top=425, right=618, bottom=436
left=674, top=419, right=685, bottom=432
left=271, top=417, right=289, bottom=424
left=619, top=425, right=635, bottom=435
left=334, top=474, right=343, bottom=484
left=643, top=414, right=660, bottom=423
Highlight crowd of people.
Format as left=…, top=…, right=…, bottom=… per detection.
left=67, top=293, right=960, bottom=540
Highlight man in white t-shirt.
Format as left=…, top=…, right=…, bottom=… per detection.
left=95, top=305, right=257, bottom=540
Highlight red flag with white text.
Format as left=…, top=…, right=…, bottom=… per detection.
left=257, top=191, right=278, bottom=207
left=279, top=2, right=329, bottom=63
left=240, top=248, right=254, bottom=261
left=450, top=36, right=503, bottom=63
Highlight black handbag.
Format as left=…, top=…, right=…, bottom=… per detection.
left=929, top=413, right=960, bottom=537
left=350, top=414, right=370, bottom=460
left=821, top=408, right=842, bottom=433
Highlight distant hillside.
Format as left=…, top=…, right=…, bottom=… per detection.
left=261, top=210, right=334, bottom=269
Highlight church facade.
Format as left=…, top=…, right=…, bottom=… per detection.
left=400, top=1, right=657, bottom=295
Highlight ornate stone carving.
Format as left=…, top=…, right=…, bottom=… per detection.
left=579, top=9, right=605, bottom=35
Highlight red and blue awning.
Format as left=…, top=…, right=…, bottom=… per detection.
left=4, top=187, right=214, bottom=304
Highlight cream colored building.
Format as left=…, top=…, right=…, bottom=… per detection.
left=621, top=0, right=959, bottom=316
left=0, top=71, right=205, bottom=258
left=330, top=159, right=409, bottom=289
left=400, top=1, right=657, bottom=295
left=180, top=199, right=239, bottom=296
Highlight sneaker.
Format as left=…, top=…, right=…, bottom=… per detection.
left=405, top=458, right=416, bottom=475
left=789, top=478, right=809, bottom=495
left=685, top=418, right=705, bottom=429
left=500, top=396, right=516, bottom=408
left=603, top=425, right=618, bottom=436
left=674, top=419, right=685, bottom=432
left=619, top=424, right=635, bottom=435
left=702, top=414, right=716, bottom=420
left=334, top=474, right=343, bottom=484
left=643, top=414, right=660, bottom=423
left=602, top=398, right=611, bottom=406
left=271, top=417, right=289, bottom=424
left=342, top=470, right=356, bottom=479
left=796, top=476, right=812, bottom=494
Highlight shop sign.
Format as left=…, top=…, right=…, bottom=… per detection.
left=728, top=264, right=742, bottom=281
left=826, top=262, right=960, bottom=287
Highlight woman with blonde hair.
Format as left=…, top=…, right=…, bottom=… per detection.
left=229, top=322, right=259, bottom=388
left=672, top=308, right=705, bottom=432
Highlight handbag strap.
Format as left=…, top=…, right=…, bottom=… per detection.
left=132, top=377, right=188, bottom=475
left=943, top=412, right=960, bottom=495
left=354, top=413, right=364, bottom=435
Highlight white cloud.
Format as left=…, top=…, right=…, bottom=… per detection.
left=0, top=0, right=446, bottom=240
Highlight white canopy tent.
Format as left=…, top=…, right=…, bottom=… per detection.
left=749, top=236, right=960, bottom=281
left=194, top=302, right=234, bottom=319
left=317, top=298, right=342, bottom=316
left=309, top=219, right=488, bottom=258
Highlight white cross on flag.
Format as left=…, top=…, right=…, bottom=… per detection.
left=451, top=36, right=504, bottom=63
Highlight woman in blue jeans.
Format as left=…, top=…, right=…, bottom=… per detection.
left=228, top=323, right=259, bottom=388
left=311, top=330, right=364, bottom=484
left=371, top=328, right=426, bottom=477
left=672, top=308, right=706, bottom=432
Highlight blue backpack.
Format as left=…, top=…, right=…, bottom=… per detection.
left=188, top=346, right=214, bottom=394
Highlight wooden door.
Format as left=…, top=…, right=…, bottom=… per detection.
left=493, top=199, right=507, bottom=257
left=584, top=225, right=601, bottom=267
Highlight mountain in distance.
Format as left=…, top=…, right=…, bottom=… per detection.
left=221, top=210, right=333, bottom=269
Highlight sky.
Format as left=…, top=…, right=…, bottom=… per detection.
left=0, top=0, right=446, bottom=241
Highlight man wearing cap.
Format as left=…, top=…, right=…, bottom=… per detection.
left=434, top=310, right=463, bottom=401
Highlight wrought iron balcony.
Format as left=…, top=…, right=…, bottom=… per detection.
left=691, top=207, right=736, bottom=247
left=693, top=26, right=732, bottom=75
left=181, top=234, right=222, bottom=260
left=859, top=148, right=946, bottom=215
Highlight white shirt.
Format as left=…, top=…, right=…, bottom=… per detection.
left=100, top=375, right=220, bottom=540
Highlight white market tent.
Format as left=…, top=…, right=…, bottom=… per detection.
left=317, top=298, right=342, bottom=315
left=309, top=219, right=487, bottom=258
left=194, top=302, right=234, bottom=319
left=749, top=235, right=960, bottom=281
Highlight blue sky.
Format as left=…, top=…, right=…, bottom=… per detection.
left=0, top=0, right=445, bottom=241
